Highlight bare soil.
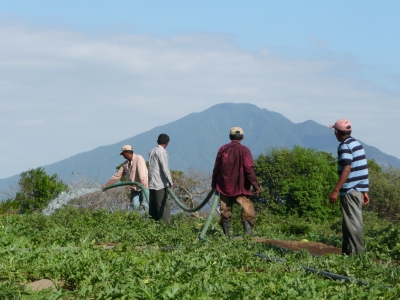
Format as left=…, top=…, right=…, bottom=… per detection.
left=253, top=238, right=342, bottom=256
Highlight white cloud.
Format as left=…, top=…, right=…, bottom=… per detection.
left=0, top=21, right=399, bottom=178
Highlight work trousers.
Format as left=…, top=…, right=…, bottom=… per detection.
left=149, top=188, right=171, bottom=222
left=219, top=194, right=255, bottom=226
left=129, top=189, right=149, bottom=214
left=340, top=190, right=365, bottom=255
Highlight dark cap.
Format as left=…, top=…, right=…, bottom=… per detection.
left=157, top=133, right=170, bottom=144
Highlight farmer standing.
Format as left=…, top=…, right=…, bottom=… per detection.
left=212, top=127, right=260, bottom=237
left=329, top=119, right=369, bottom=255
left=148, top=134, right=174, bottom=222
left=103, top=145, right=149, bottom=213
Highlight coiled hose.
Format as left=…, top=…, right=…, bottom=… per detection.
left=102, top=182, right=219, bottom=241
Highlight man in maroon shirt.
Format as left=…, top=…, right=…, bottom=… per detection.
left=212, top=127, right=260, bottom=237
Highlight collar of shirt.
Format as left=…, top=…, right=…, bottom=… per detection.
left=127, top=154, right=135, bottom=168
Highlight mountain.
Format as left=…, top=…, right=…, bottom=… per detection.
left=1, top=103, right=399, bottom=199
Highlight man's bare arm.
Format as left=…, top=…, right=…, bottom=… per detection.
left=329, top=164, right=351, bottom=203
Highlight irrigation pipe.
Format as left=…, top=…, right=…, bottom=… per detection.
left=257, top=245, right=392, bottom=289
left=255, top=253, right=369, bottom=285
left=103, top=182, right=216, bottom=213
left=102, top=182, right=149, bottom=205
left=103, top=182, right=219, bottom=242
left=167, top=187, right=215, bottom=213
left=199, top=191, right=220, bottom=242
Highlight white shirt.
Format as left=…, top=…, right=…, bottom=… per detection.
left=148, top=145, right=173, bottom=190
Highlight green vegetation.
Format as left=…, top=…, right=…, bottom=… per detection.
left=254, top=146, right=400, bottom=223
left=0, top=198, right=20, bottom=215
left=367, top=159, right=400, bottom=221
left=2, top=146, right=400, bottom=297
left=254, top=146, right=339, bottom=221
left=1, top=208, right=400, bottom=298
left=0, top=168, right=68, bottom=214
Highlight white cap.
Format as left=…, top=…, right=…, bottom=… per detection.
left=230, top=127, right=244, bottom=135
left=119, top=145, right=133, bottom=155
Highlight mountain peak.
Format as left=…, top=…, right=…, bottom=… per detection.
left=1, top=103, right=399, bottom=199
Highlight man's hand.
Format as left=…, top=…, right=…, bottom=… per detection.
left=330, top=164, right=350, bottom=204
left=253, top=189, right=260, bottom=196
left=362, top=192, right=370, bottom=205
left=329, top=190, right=338, bottom=203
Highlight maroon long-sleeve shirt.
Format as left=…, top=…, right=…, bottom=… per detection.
left=212, top=140, right=260, bottom=197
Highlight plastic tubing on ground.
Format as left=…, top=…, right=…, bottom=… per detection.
left=255, top=253, right=369, bottom=285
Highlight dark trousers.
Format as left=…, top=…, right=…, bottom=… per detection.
left=149, top=188, right=171, bottom=222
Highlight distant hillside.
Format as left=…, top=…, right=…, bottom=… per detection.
left=1, top=103, right=399, bottom=199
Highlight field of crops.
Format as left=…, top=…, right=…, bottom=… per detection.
left=1, top=206, right=400, bottom=299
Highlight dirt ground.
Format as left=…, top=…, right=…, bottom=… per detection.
left=253, top=238, right=342, bottom=256
left=96, top=237, right=343, bottom=256
left=95, top=239, right=342, bottom=256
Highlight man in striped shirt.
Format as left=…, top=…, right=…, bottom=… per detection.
left=329, top=119, right=369, bottom=255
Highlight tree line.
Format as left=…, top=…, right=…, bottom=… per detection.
left=1, top=146, right=400, bottom=221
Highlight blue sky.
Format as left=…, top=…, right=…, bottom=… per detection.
left=0, top=1, right=399, bottom=180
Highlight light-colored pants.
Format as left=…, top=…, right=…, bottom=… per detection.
left=340, top=190, right=365, bottom=255
left=129, top=189, right=149, bottom=214
left=219, top=194, right=255, bottom=226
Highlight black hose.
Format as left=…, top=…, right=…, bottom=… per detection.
left=255, top=253, right=368, bottom=284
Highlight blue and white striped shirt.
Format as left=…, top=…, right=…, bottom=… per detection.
left=337, top=136, right=369, bottom=195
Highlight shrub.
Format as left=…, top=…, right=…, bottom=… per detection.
left=367, top=159, right=400, bottom=221
left=14, top=167, right=68, bottom=213
left=254, top=146, right=340, bottom=221
left=0, top=198, right=20, bottom=214
left=171, top=169, right=212, bottom=212
left=281, top=223, right=312, bottom=235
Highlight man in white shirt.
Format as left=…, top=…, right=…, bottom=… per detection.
left=148, top=134, right=173, bottom=221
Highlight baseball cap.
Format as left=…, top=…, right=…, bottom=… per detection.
left=119, top=145, right=133, bottom=155
left=230, top=127, right=244, bottom=135
left=329, top=119, right=352, bottom=131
